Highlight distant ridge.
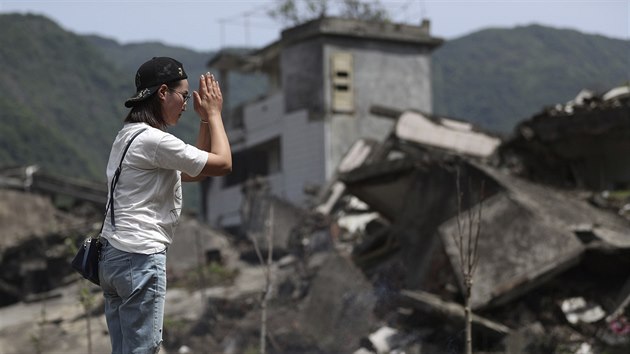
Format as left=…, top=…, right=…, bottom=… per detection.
left=0, top=13, right=127, bottom=179
left=432, top=24, right=630, bottom=134
left=0, top=13, right=628, bottom=182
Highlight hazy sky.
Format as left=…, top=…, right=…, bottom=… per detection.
left=1, top=0, right=628, bottom=52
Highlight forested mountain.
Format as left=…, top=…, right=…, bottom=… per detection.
left=432, top=24, right=630, bottom=134
left=1, top=13, right=628, bottom=184
left=0, top=14, right=127, bottom=179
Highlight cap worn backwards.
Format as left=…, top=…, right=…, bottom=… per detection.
left=124, top=57, right=188, bottom=108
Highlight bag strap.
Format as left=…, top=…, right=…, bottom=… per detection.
left=102, top=127, right=147, bottom=233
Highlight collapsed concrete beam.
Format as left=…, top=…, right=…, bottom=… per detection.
left=399, top=289, right=511, bottom=338
left=315, top=138, right=378, bottom=215
left=300, top=252, right=378, bottom=353
left=338, top=159, right=417, bottom=221
left=440, top=190, right=586, bottom=310
left=441, top=164, right=630, bottom=310
left=395, top=111, right=501, bottom=158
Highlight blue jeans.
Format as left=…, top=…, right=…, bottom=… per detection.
left=99, top=238, right=167, bottom=354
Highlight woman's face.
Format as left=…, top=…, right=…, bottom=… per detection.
left=160, top=79, right=190, bottom=126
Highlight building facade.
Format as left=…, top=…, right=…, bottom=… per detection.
left=202, top=17, right=443, bottom=231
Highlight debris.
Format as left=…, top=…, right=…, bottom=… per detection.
left=399, top=289, right=511, bottom=339
left=574, top=342, right=594, bottom=354
left=395, top=111, right=501, bottom=158
left=3, top=83, right=630, bottom=354
left=300, top=253, right=378, bottom=353
left=498, top=84, right=630, bottom=190
left=560, top=297, right=606, bottom=324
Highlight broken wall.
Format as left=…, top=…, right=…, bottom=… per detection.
left=340, top=157, right=501, bottom=292
left=299, top=253, right=378, bottom=353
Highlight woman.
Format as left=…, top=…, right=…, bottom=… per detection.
left=98, top=57, right=231, bottom=354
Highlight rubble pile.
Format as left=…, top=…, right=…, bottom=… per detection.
left=229, top=97, right=630, bottom=353
left=1, top=85, right=630, bottom=353
left=499, top=84, right=630, bottom=191
left=0, top=188, right=99, bottom=307
left=163, top=94, right=630, bottom=353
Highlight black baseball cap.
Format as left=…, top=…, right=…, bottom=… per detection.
left=124, top=57, right=188, bottom=108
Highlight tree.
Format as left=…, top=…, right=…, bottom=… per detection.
left=268, top=0, right=389, bottom=26
left=452, top=167, right=485, bottom=354
left=241, top=177, right=275, bottom=354
left=267, top=0, right=328, bottom=26
left=339, top=0, right=388, bottom=22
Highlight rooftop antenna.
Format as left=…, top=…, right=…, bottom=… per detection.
left=218, top=19, right=226, bottom=48
left=418, top=0, right=430, bottom=34
left=242, top=6, right=263, bottom=47
left=216, top=3, right=278, bottom=49
left=419, top=0, right=427, bottom=21
left=244, top=11, right=251, bottom=46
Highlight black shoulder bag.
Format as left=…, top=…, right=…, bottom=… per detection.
left=71, top=128, right=147, bottom=285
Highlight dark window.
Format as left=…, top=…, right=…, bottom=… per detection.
left=223, top=137, right=281, bottom=188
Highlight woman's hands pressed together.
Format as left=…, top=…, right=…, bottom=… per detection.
left=182, top=71, right=232, bottom=181
left=193, top=72, right=223, bottom=122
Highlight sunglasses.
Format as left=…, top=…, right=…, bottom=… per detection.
left=168, top=88, right=191, bottom=104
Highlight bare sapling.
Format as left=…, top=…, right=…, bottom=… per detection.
left=66, top=236, right=96, bottom=354
left=30, top=300, right=47, bottom=354
left=250, top=203, right=274, bottom=354
left=452, top=167, right=485, bottom=354
left=79, top=284, right=96, bottom=354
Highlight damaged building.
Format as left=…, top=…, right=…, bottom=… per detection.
left=297, top=87, right=630, bottom=352
left=198, top=14, right=630, bottom=352
left=201, top=16, right=443, bottom=233
left=227, top=82, right=630, bottom=352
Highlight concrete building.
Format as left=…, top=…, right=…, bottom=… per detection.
left=202, top=17, right=443, bottom=232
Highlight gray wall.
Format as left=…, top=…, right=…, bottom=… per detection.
left=281, top=39, right=325, bottom=118
left=323, top=38, right=434, bottom=174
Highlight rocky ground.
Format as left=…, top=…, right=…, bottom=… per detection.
left=0, top=188, right=341, bottom=354
left=2, top=179, right=630, bottom=354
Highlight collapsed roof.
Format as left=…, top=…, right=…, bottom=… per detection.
left=306, top=93, right=630, bottom=349
left=499, top=84, right=630, bottom=190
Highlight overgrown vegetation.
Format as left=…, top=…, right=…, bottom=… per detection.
left=0, top=14, right=126, bottom=180
left=267, top=0, right=389, bottom=25
left=169, top=262, right=239, bottom=290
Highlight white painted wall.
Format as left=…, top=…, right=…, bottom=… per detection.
left=206, top=93, right=327, bottom=228
left=243, top=93, right=284, bottom=146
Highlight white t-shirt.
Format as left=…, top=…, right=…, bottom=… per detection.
left=101, top=123, right=207, bottom=254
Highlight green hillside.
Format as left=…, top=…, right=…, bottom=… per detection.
left=0, top=98, right=88, bottom=174
left=0, top=14, right=127, bottom=179
left=432, top=24, right=630, bottom=134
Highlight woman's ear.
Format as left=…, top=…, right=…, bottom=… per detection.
left=158, top=84, right=169, bottom=100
